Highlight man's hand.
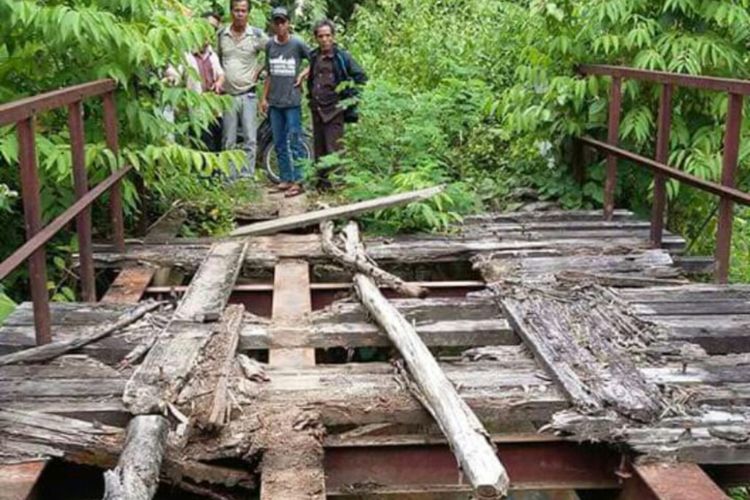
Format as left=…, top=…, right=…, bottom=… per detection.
left=295, top=67, right=310, bottom=87
left=260, top=99, right=269, bottom=114
left=211, top=81, right=223, bottom=94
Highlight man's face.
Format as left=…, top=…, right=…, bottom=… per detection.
left=273, top=17, right=289, bottom=36
left=315, top=25, right=334, bottom=51
left=231, top=1, right=248, bottom=26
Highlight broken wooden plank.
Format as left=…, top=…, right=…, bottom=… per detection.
left=0, top=409, right=254, bottom=490
left=124, top=240, right=248, bottom=414
left=343, top=221, right=509, bottom=498
left=103, top=415, right=169, bottom=500
left=175, top=305, right=245, bottom=430
left=320, top=220, right=427, bottom=298
left=269, top=260, right=315, bottom=368
left=174, top=240, right=248, bottom=322
left=499, top=283, right=665, bottom=422
left=0, top=301, right=162, bottom=366
left=230, top=185, right=444, bottom=236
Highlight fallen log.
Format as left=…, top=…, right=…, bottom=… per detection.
left=103, top=415, right=169, bottom=500
left=0, top=301, right=163, bottom=366
left=320, top=220, right=427, bottom=298
left=230, top=185, right=443, bottom=237
left=343, top=221, right=509, bottom=498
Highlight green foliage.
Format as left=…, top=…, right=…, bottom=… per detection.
left=0, top=288, right=16, bottom=324
left=491, top=0, right=750, bottom=280
left=0, top=0, right=248, bottom=299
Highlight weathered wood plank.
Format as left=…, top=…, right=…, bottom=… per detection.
left=499, top=284, right=665, bottom=421
left=174, top=240, right=248, bottom=322
left=124, top=239, right=248, bottom=414
left=231, top=185, right=443, bottom=236
left=259, top=411, right=325, bottom=500
left=0, top=301, right=162, bottom=366
left=175, top=305, right=245, bottom=430
left=269, top=260, right=315, bottom=367
left=0, top=409, right=254, bottom=489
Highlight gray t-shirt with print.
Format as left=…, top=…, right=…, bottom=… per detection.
left=265, top=36, right=310, bottom=108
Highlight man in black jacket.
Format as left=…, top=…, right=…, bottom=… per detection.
left=307, top=19, right=367, bottom=164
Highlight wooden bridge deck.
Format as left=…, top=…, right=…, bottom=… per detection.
left=1, top=207, right=748, bottom=499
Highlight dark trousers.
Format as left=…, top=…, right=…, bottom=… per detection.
left=202, top=118, right=223, bottom=153
left=312, top=111, right=344, bottom=160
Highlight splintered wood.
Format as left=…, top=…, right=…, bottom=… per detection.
left=123, top=240, right=247, bottom=414
left=498, top=283, right=665, bottom=422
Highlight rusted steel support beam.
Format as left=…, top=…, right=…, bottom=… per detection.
left=0, top=165, right=132, bottom=282
left=619, top=463, right=727, bottom=500
left=16, top=118, right=51, bottom=345
left=324, top=442, right=622, bottom=495
left=0, top=80, right=116, bottom=126
left=0, top=460, right=48, bottom=500
left=579, top=137, right=750, bottom=206
left=578, top=65, right=750, bottom=95
left=604, top=77, right=622, bottom=221
left=102, top=91, right=125, bottom=253
left=715, top=93, right=744, bottom=284
left=650, top=84, right=673, bottom=248
left=68, top=101, right=96, bottom=302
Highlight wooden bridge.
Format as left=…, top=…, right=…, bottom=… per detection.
left=1, top=66, right=750, bottom=499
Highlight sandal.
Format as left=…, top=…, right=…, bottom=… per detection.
left=284, top=184, right=305, bottom=198
left=269, top=182, right=292, bottom=192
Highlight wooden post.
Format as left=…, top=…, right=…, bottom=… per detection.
left=650, top=84, right=673, bottom=248
left=102, top=91, right=125, bottom=253
left=603, top=77, right=622, bottom=221
left=16, top=118, right=51, bottom=345
left=714, top=93, right=743, bottom=283
left=343, top=222, right=510, bottom=498
left=68, top=101, right=96, bottom=302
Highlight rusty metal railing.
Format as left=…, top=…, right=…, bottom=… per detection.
left=576, top=64, right=750, bottom=283
left=0, top=80, right=132, bottom=344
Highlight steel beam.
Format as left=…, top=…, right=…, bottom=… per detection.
left=650, top=84, right=673, bottom=247
left=619, top=463, right=727, bottom=500
left=325, top=442, right=622, bottom=495
left=603, top=77, right=623, bottom=220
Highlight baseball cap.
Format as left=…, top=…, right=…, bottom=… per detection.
left=271, top=6, right=289, bottom=20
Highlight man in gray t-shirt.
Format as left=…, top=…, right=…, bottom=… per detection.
left=260, top=7, right=310, bottom=197
left=217, top=0, right=267, bottom=178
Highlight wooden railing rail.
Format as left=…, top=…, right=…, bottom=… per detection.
left=0, top=80, right=128, bottom=344
left=576, top=64, right=749, bottom=283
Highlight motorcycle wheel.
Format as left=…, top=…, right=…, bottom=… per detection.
left=261, top=132, right=314, bottom=184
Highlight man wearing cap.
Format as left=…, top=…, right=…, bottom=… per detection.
left=217, top=0, right=268, bottom=179
left=260, top=7, right=311, bottom=197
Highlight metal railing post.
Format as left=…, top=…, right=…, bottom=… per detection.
left=68, top=101, right=96, bottom=302
left=715, top=93, right=744, bottom=283
left=604, top=77, right=622, bottom=221
left=102, top=91, right=126, bottom=253
left=650, top=84, right=673, bottom=247
left=17, top=118, right=52, bottom=345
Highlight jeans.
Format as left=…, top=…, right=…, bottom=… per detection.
left=269, top=106, right=305, bottom=183
left=222, top=93, right=257, bottom=178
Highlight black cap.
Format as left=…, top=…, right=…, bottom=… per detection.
left=271, top=6, right=289, bottom=20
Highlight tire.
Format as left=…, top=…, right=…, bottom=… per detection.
left=261, top=131, right=314, bottom=184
